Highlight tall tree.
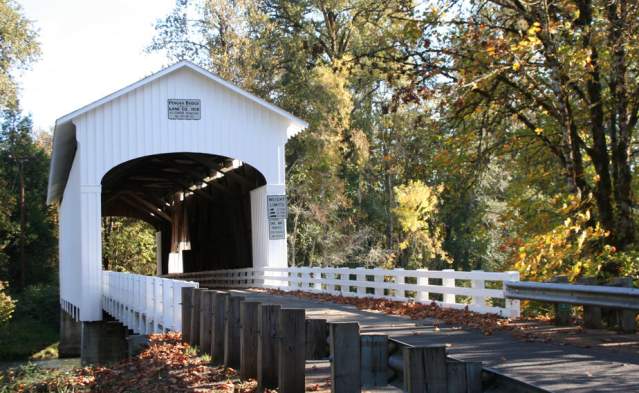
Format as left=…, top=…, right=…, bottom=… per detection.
left=0, top=0, right=40, bottom=110
left=420, top=0, right=639, bottom=275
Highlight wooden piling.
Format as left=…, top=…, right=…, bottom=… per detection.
left=180, top=287, right=194, bottom=343
left=278, top=309, right=306, bottom=393
left=240, top=301, right=260, bottom=380
left=199, top=290, right=213, bottom=355
left=446, top=361, right=481, bottom=393
left=329, top=322, right=361, bottom=393
left=403, top=345, right=447, bottom=393
left=224, top=295, right=244, bottom=368
left=190, top=288, right=202, bottom=347
left=360, top=334, right=388, bottom=387
left=305, top=318, right=328, bottom=360
left=211, top=291, right=228, bottom=365
left=258, top=304, right=280, bottom=392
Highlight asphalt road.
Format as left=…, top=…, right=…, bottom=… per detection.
left=233, top=289, right=639, bottom=393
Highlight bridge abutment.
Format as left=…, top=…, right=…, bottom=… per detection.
left=80, top=320, right=128, bottom=366
left=59, top=309, right=81, bottom=358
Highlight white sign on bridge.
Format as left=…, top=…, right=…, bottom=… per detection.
left=168, top=98, right=201, bottom=120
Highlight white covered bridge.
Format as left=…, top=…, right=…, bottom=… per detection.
left=48, top=61, right=519, bottom=364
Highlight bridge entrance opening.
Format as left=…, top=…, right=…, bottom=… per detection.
left=101, top=153, right=266, bottom=274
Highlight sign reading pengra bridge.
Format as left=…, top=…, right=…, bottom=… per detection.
left=168, top=99, right=201, bottom=120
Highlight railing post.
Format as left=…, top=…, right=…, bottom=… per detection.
left=374, top=271, right=384, bottom=298
left=442, top=269, right=456, bottom=305
left=356, top=267, right=367, bottom=297
left=416, top=268, right=429, bottom=303
left=471, top=270, right=486, bottom=307
left=329, top=322, right=360, bottom=393
left=504, top=271, right=521, bottom=318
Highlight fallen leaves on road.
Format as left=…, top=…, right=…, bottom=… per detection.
left=266, top=289, right=512, bottom=335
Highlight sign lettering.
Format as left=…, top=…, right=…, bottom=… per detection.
left=168, top=99, right=201, bottom=120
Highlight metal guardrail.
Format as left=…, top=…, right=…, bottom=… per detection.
left=504, top=281, right=639, bottom=310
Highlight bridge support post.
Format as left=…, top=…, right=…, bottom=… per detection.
left=279, top=308, right=306, bottom=393
left=329, top=321, right=360, bottom=393
left=80, top=320, right=127, bottom=366
left=59, top=309, right=81, bottom=358
left=258, top=304, right=280, bottom=391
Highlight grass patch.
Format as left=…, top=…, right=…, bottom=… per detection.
left=0, top=316, right=59, bottom=361
left=0, top=363, right=80, bottom=393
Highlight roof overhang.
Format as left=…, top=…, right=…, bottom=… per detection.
left=46, top=60, right=308, bottom=205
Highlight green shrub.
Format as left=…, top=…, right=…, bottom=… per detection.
left=0, top=281, right=16, bottom=326
left=14, top=283, right=59, bottom=326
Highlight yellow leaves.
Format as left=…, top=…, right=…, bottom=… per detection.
left=534, top=127, right=543, bottom=135
left=512, top=61, right=521, bottom=71
left=393, top=180, right=450, bottom=264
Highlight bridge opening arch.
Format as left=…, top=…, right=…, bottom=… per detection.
left=101, top=152, right=266, bottom=274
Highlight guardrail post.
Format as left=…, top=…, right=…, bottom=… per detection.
left=258, top=304, right=281, bottom=391
left=608, top=277, right=636, bottom=333
left=329, top=321, right=360, bottom=393
left=442, top=269, right=456, bottom=305
left=181, top=287, right=194, bottom=343
left=211, top=291, right=228, bottom=364
left=403, top=345, right=447, bottom=393
left=576, top=277, right=603, bottom=329
left=224, top=294, right=245, bottom=368
left=361, top=334, right=388, bottom=387
left=199, top=290, right=214, bottom=354
left=549, top=276, right=571, bottom=326
left=240, top=301, right=260, bottom=380
left=278, top=309, right=306, bottom=393
left=305, top=318, right=328, bottom=360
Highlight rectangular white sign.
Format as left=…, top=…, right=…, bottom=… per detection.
left=267, top=195, right=287, bottom=240
left=168, top=99, right=201, bottom=120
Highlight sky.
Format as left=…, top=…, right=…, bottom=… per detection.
left=18, top=0, right=177, bottom=132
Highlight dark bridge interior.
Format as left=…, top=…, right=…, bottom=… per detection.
left=101, top=153, right=266, bottom=273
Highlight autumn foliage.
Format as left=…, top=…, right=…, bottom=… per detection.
left=2, top=333, right=263, bottom=393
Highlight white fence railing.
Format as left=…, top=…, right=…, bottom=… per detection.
left=166, top=267, right=520, bottom=318
left=102, top=271, right=199, bottom=334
